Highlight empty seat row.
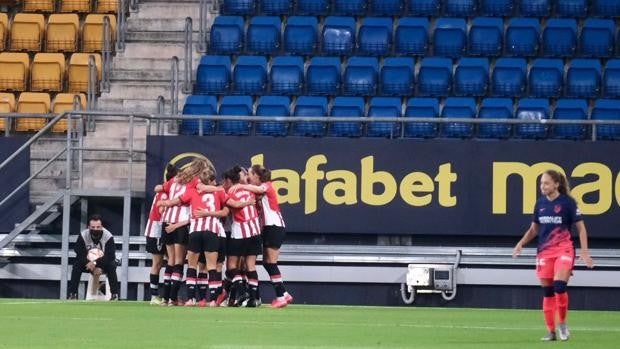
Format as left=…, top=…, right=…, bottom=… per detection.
left=0, top=12, right=116, bottom=52
left=209, top=15, right=620, bottom=58
left=195, top=55, right=620, bottom=98
left=220, top=0, right=620, bottom=18
left=21, top=0, right=118, bottom=14
left=182, top=95, right=620, bottom=140
left=0, top=52, right=102, bottom=93
left=0, top=91, right=86, bottom=132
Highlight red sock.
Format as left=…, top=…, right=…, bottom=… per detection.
left=556, top=292, right=569, bottom=324
left=543, top=296, right=556, bottom=332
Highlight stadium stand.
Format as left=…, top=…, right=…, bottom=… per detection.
left=394, top=17, right=428, bottom=56
left=9, top=13, right=44, bottom=51
left=255, top=95, right=289, bottom=136
left=329, top=96, right=364, bottom=137
left=51, top=92, right=87, bottom=133
left=367, top=96, right=401, bottom=137
left=15, top=91, right=49, bottom=132
left=404, top=97, right=439, bottom=138
left=46, top=14, right=80, bottom=53
left=68, top=53, right=101, bottom=93
left=181, top=95, right=217, bottom=135
left=0, top=12, right=7, bottom=51
left=0, top=52, right=29, bottom=91
left=292, top=95, right=327, bottom=136
left=283, top=16, right=318, bottom=55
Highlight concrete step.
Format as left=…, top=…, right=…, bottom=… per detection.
left=97, top=97, right=173, bottom=113
left=128, top=18, right=194, bottom=32
left=102, top=82, right=178, bottom=100
left=112, top=56, right=195, bottom=71
left=130, top=1, right=201, bottom=20
left=126, top=31, right=203, bottom=44
left=117, top=42, right=187, bottom=58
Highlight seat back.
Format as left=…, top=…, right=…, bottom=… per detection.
left=83, top=14, right=117, bottom=52
left=566, top=59, right=602, bottom=98
left=296, top=0, right=330, bottom=15
left=329, top=96, right=364, bottom=137
left=454, top=57, right=489, bottom=96
left=407, top=0, right=440, bottom=16
left=270, top=56, right=304, bottom=95
left=358, top=17, right=392, bottom=56
left=515, top=98, right=550, bottom=139
left=444, top=0, right=477, bottom=17
left=592, top=99, right=620, bottom=140
left=580, top=19, right=615, bottom=57
left=542, top=19, right=577, bottom=57
left=333, top=0, right=367, bottom=16
left=47, top=14, right=79, bottom=52
left=31, top=53, right=66, bottom=92
left=469, top=17, right=503, bottom=56
left=394, top=17, right=428, bottom=56
left=480, top=0, right=514, bottom=16
left=370, top=0, right=404, bottom=16
left=380, top=57, right=414, bottom=96
left=181, top=95, right=218, bottom=135
left=68, top=53, right=102, bottom=92
left=262, top=0, right=292, bottom=15
left=23, top=0, right=55, bottom=12
left=441, top=97, right=476, bottom=138
left=418, top=57, right=453, bottom=96
left=247, top=16, right=281, bottom=54
left=343, top=56, right=379, bottom=96
left=367, top=97, right=402, bottom=137
left=0, top=52, right=30, bottom=91
left=15, top=92, right=50, bottom=132
left=478, top=98, right=513, bottom=138
left=433, top=18, right=467, bottom=58
left=528, top=58, right=564, bottom=97
left=520, top=0, right=551, bottom=17
left=195, top=55, right=231, bottom=94
left=556, top=0, right=587, bottom=17
left=221, top=0, right=257, bottom=15
left=218, top=95, right=253, bottom=135
left=505, top=18, right=540, bottom=56
left=603, top=59, right=620, bottom=97
left=51, top=93, right=87, bottom=133
left=492, top=58, right=527, bottom=97
left=256, top=95, right=290, bottom=136
left=284, top=16, right=318, bottom=55
left=322, top=16, right=356, bottom=55
left=209, top=16, right=245, bottom=54
left=60, top=0, right=91, bottom=13
left=0, top=92, right=16, bottom=131
left=233, top=55, right=268, bottom=95
left=404, top=97, right=438, bottom=138
left=0, top=13, right=7, bottom=51
left=292, top=96, right=327, bottom=137
left=96, top=0, right=119, bottom=13
left=307, top=56, right=342, bottom=95
left=552, top=99, right=588, bottom=140
left=10, top=13, right=45, bottom=51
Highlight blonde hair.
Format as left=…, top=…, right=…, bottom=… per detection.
left=177, top=158, right=215, bottom=184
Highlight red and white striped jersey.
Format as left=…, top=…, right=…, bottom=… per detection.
left=259, top=181, right=285, bottom=228
left=227, top=187, right=261, bottom=239
left=180, top=187, right=226, bottom=237
left=144, top=192, right=167, bottom=238
left=161, top=177, right=191, bottom=223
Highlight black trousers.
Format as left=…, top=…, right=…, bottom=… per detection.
left=68, top=260, right=119, bottom=295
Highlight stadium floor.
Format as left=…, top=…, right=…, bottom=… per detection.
left=1, top=299, right=618, bottom=348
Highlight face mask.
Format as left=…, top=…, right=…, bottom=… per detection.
left=90, top=229, right=103, bottom=242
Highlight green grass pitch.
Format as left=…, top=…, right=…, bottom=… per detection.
left=1, top=299, right=618, bottom=349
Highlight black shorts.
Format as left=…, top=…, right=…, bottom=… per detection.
left=146, top=236, right=166, bottom=255
left=262, top=225, right=286, bottom=249
left=188, top=230, right=220, bottom=253
left=164, top=223, right=189, bottom=246
left=217, top=237, right=226, bottom=264
left=227, top=235, right=262, bottom=257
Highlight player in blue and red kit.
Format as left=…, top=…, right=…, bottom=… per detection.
left=513, top=170, right=594, bottom=341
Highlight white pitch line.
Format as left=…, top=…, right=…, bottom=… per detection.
left=0, top=315, right=114, bottom=321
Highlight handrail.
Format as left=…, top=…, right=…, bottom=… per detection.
left=130, top=0, right=139, bottom=11
left=183, top=17, right=193, bottom=94
left=87, top=55, right=98, bottom=130
left=155, top=95, right=166, bottom=135
left=101, top=15, right=112, bottom=93
left=170, top=56, right=179, bottom=116
left=117, top=0, right=128, bottom=51
left=198, top=0, right=209, bottom=52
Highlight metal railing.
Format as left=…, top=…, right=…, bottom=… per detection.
left=170, top=56, right=180, bottom=116
left=199, top=0, right=210, bottom=52
left=183, top=17, right=193, bottom=94
left=117, top=0, right=128, bottom=51
left=101, top=15, right=113, bottom=93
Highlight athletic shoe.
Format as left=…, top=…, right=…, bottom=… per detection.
left=110, top=294, right=119, bottom=301
left=208, top=300, right=217, bottom=307
left=215, top=289, right=228, bottom=306
left=197, top=299, right=207, bottom=307
left=540, top=331, right=557, bottom=341
left=149, top=296, right=163, bottom=305
left=67, top=293, right=78, bottom=300
left=159, top=299, right=169, bottom=307
left=284, top=292, right=293, bottom=304
left=558, top=324, right=570, bottom=341
left=271, top=297, right=288, bottom=308
left=235, top=292, right=250, bottom=307
left=246, top=298, right=260, bottom=308
left=184, top=298, right=196, bottom=307
left=167, top=299, right=178, bottom=307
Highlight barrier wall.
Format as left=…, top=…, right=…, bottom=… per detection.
left=0, top=137, right=30, bottom=233
left=146, top=136, right=620, bottom=238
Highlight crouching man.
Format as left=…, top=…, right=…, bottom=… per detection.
left=68, top=214, right=119, bottom=300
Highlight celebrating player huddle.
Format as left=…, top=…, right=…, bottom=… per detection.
left=143, top=158, right=293, bottom=308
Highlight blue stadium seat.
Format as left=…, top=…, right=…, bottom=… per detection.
left=270, top=56, right=304, bottom=95
left=478, top=98, right=513, bottom=139
left=261, top=0, right=293, bottom=15
left=505, top=18, right=540, bottom=57
left=418, top=57, right=453, bottom=96
left=195, top=55, right=231, bottom=95
left=469, top=17, right=503, bottom=57
left=292, top=96, right=328, bottom=137
left=592, top=99, right=620, bottom=140
left=369, top=0, right=404, bottom=16
left=404, top=98, right=439, bottom=138
left=528, top=58, right=564, bottom=98
left=367, top=97, right=402, bottom=137
left=542, top=19, right=577, bottom=57
left=380, top=57, right=415, bottom=96
left=322, top=16, right=356, bottom=56
left=232, top=56, right=268, bottom=95
left=344, top=57, right=379, bottom=96
left=307, top=57, right=342, bottom=95
left=358, top=17, right=392, bottom=56
left=209, top=16, right=245, bottom=55
left=247, top=16, right=281, bottom=55
left=441, top=97, right=476, bottom=138
left=221, top=0, right=256, bottom=15
left=592, top=0, right=620, bottom=17
left=433, top=18, right=467, bottom=58
left=218, top=95, right=253, bottom=135
left=444, top=0, right=477, bottom=17
left=566, top=59, right=602, bottom=98
left=603, top=59, right=620, bottom=97
left=519, top=0, right=550, bottom=17
left=580, top=19, right=615, bottom=58
left=181, top=95, right=217, bottom=135
left=395, top=17, right=428, bottom=56
left=256, top=96, right=290, bottom=136
left=479, top=0, right=514, bottom=16
left=454, top=58, right=489, bottom=97
left=552, top=99, right=588, bottom=140
left=407, top=0, right=441, bottom=16
left=556, top=0, right=588, bottom=17
left=284, top=16, right=318, bottom=55
left=333, top=0, right=368, bottom=15
left=515, top=98, right=549, bottom=139
left=296, top=0, right=330, bottom=15
left=492, top=58, right=527, bottom=97
left=329, top=96, right=365, bottom=137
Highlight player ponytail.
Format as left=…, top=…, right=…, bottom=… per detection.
left=250, top=164, right=271, bottom=183
left=544, top=170, right=571, bottom=196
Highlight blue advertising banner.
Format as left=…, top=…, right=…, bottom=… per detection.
left=0, top=137, right=30, bottom=232
left=146, top=136, right=620, bottom=238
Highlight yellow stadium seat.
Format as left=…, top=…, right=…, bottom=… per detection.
left=0, top=92, right=16, bottom=132
left=46, top=13, right=79, bottom=52
left=0, top=52, right=30, bottom=91
left=68, top=53, right=101, bottom=93
left=82, top=14, right=116, bottom=52
left=51, top=92, right=86, bottom=132
left=0, top=13, right=8, bottom=51
left=59, top=0, right=91, bottom=13
left=31, top=53, right=66, bottom=92
left=23, top=0, right=56, bottom=12
left=16, top=92, right=50, bottom=132
left=10, top=13, right=45, bottom=51
left=95, top=0, right=117, bottom=13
